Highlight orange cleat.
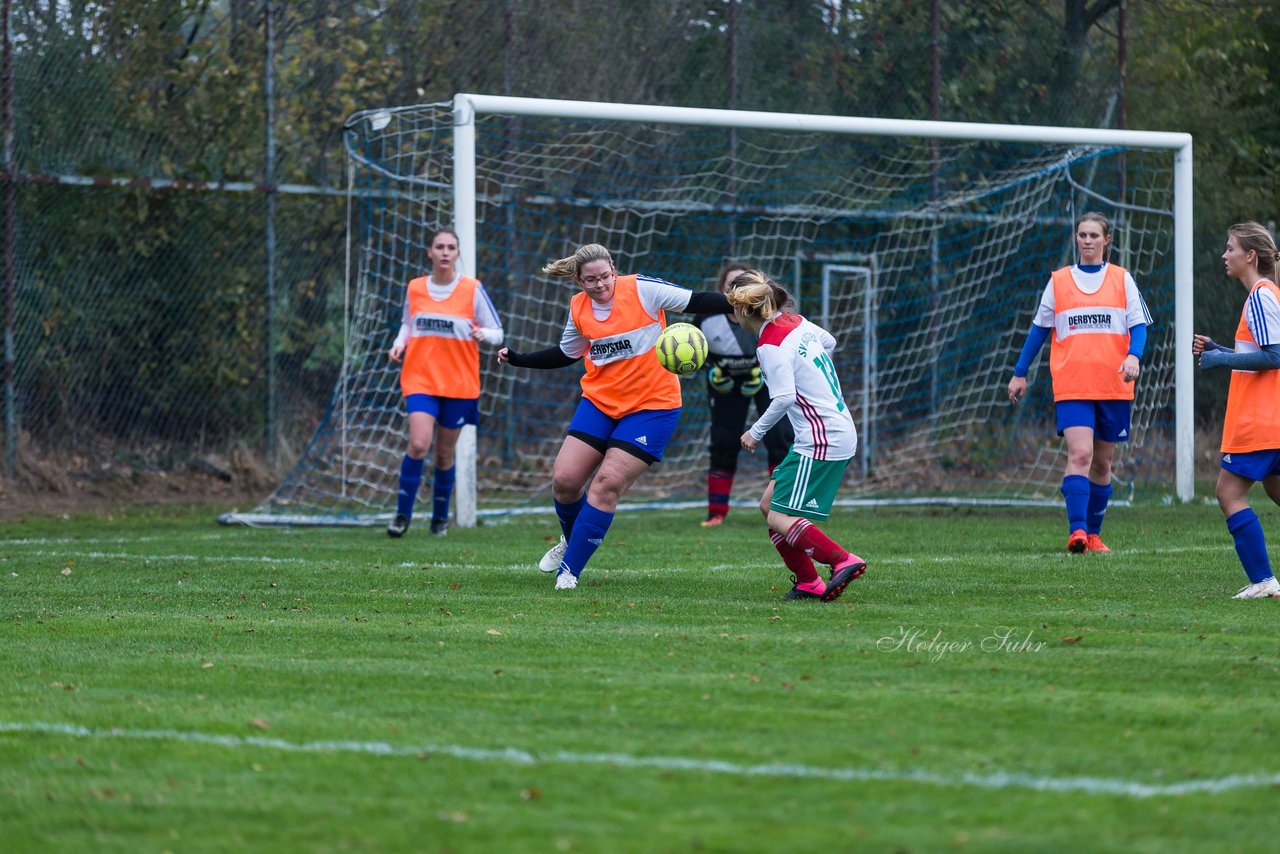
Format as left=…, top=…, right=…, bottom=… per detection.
left=1067, top=529, right=1088, bottom=554
left=1086, top=534, right=1111, bottom=553
left=701, top=514, right=727, bottom=528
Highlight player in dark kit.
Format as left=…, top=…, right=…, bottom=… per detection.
left=695, top=261, right=793, bottom=526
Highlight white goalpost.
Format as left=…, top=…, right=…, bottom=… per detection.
left=222, top=94, right=1192, bottom=527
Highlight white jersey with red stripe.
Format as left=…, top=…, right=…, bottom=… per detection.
left=750, top=313, right=857, bottom=461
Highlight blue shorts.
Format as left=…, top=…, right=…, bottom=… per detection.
left=567, top=398, right=681, bottom=464
left=405, top=394, right=479, bottom=428
left=1220, top=449, right=1280, bottom=482
left=1055, top=400, right=1132, bottom=443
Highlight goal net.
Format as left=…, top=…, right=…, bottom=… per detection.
left=222, top=96, right=1189, bottom=526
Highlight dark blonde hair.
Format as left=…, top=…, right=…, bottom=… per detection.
left=1076, top=211, right=1112, bottom=238
left=1228, top=221, right=1280, bottom=278
left=725, top=270, right=792, bottom=322
left=543, top=243, right=614, bottom=279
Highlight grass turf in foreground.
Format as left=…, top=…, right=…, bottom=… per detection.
left=1, top=502, right=1278, bottom=852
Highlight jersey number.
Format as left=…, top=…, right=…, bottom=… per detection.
left=814, top=353, right=846, bottom=412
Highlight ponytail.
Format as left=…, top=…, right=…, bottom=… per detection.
left=1228, top=221, right=1280, bottom=278
left=543, top=243, right=613, bottom=279
left=725, top=270, right=792, bottom=323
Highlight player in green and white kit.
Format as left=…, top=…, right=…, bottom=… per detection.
left=727, top=270, right=867, bottom=602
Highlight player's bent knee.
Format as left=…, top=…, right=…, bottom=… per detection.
left=551, top=470, right=589, bottom=501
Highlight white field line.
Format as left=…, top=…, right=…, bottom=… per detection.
left=0, top=533, right=239, bottom=547
left=2, top=720, right=1273, bottom=799
left=10, top=550, right=311, bottom=565
left=4, top=544, right=1227, bottom=573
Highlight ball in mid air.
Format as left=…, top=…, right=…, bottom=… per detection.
left=654, top=322, right=709, bottom=375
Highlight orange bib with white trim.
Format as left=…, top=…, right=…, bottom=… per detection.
left=571, top=274, right=681, bottom=419
left=400, top=276, right=480, bottom=399
left=1222, top=279, right=1280, bottom=453
left=1049, top=264, right=1134, bottom=401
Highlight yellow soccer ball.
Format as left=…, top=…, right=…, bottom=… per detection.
left=654, top=322, right=709, bottom=375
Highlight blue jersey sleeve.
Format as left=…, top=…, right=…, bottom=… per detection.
left=1013, top=324, right=1052, bottom=378
left=1128, top=323, right=1147, bottom=359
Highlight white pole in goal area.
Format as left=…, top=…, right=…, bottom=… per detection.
left=453, top=95, right=479, bottom=528
left=451, top=93, right=1195, bottom=504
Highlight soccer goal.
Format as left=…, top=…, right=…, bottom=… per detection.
left=221, top=95, right=1192, bottom=527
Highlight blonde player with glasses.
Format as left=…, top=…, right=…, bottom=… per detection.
left=727, top=270, right=867, bottom=602
left=496, top=243, right=732, bottom=590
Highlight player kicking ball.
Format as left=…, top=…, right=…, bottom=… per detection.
left=727, top=270, right=866, bottom=602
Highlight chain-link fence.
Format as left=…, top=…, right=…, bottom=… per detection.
left=2, top=0, right=1138, bottom=504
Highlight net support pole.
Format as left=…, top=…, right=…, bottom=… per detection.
left=2, top=0, right=14, bottom=480
left=453, top=94, right=478, bottom=528
left=263, top=1, right=278, bottom=465
left=1174, top=139, right=1194, bottom=503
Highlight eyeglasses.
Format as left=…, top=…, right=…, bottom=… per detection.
left=580, top=271, right=615, bottom=287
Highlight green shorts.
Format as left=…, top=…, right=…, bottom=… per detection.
left=769, top=450, right=851, bottom=521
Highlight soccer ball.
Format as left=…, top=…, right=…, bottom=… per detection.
left=654, top=322, right=709, bottom=375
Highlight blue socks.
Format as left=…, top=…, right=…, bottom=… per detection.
left=431, top=465, right=455, bottom=523
left=1226, top=508, right=1273, bottom=583
left=554, top=494, right=587, bottom=542
left=561, top=502, right=615, bottom=578
left=1087, top=480, right=1112, bottom=536
left=399, top=459, right=455, bottom=523
left=396, top=455, right=425, bottom=519
left=1061, top=474, right=1090, bottom=533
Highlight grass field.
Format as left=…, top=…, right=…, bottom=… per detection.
left=3, top=500, right=1279, bottom=852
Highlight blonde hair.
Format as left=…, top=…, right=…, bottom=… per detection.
left=725, top=270, right=792, bottom=322
left=1228, top=221, right=1280, bottom=278
left=543, top=243, right=614, bottom=279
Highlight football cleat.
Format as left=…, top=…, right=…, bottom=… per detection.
left=539, top=535, right=568, bottom=573
left=1086, top=534, right=1110, bottom=553
left=429, top=518, right=449, bottom=537
left=386, top=514, right=410, bottom=538
left=822, top=554, right=867, bottom=603
left=553, top=570, right=578, bottom=591
left=784, top=576, right=826, bottom=600
left=701, top=514, right=727, bottom=528
left=1067, top=530, right=1088, bottom=554
left=1232, top=577, right=1280, bottom=599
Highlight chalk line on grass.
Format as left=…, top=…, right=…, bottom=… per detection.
left=2, top=720, right=1272, bottom=799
